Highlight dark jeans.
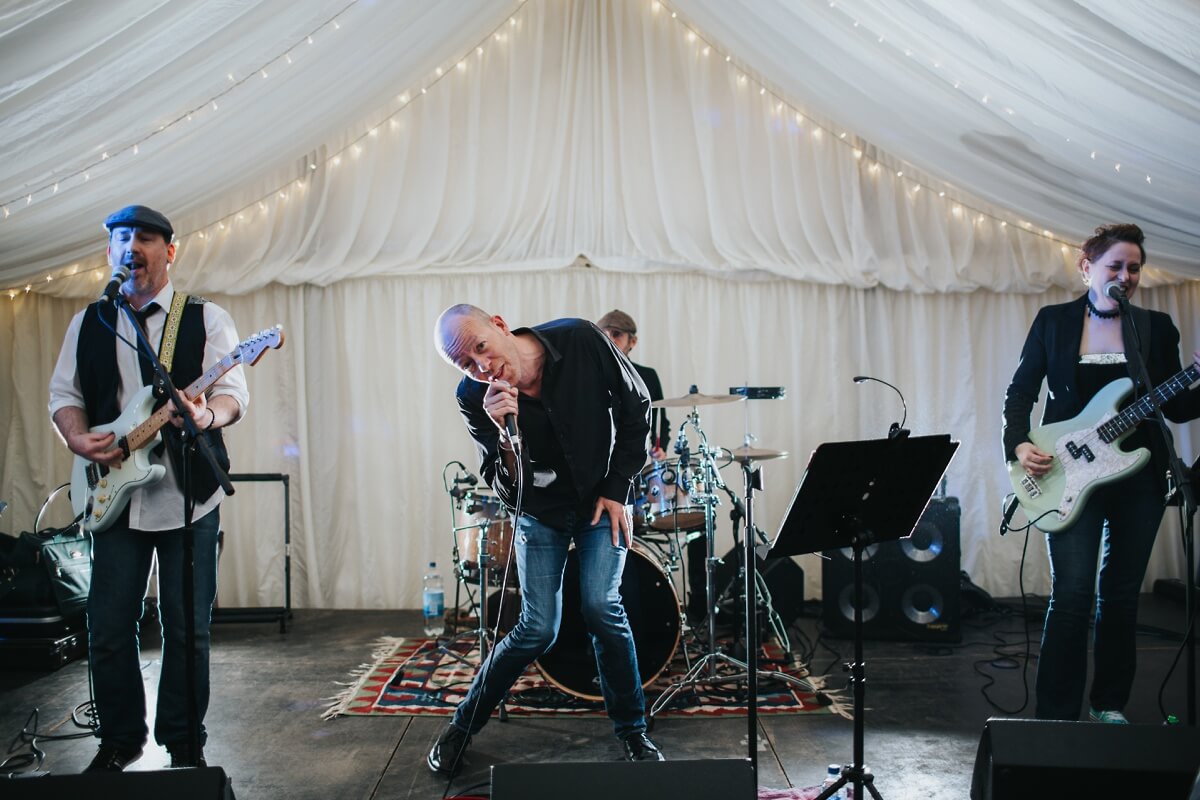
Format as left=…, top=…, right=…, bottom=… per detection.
left=86, top=508, right=221, bottom=749
left=451, top=510, right=647, bottom=738
left=1035, top=468, right=1163, bottom=720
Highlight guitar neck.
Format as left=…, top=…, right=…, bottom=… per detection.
left=124, top=353, right=238, bottom=452
left=1098, top=363, right=1200, bottom=442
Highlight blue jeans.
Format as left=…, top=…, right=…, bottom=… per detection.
left=1035, top=467, right=1163, bottom=720
left=451, top=510, right=647, bottom=738
left=87, top=508, right=221, bottom=749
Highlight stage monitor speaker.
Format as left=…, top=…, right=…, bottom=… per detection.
left=970, top=718, right=1200, bottom=799
left=492, top=758, right=754, bottom=800
left=1, top=766, right=235, bottom=799
left=821, top=496, right=961, bottom=642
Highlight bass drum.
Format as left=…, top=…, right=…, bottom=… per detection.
left=536, top=540, right=681, bottom=702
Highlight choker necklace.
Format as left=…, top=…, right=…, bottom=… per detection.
left=1085, top=295, right=1120, bottom=319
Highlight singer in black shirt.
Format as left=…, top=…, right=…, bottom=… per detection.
left=429, top=304, right=663, bottom=774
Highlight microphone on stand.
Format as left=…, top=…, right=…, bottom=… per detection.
left=99, top=263, right=130, bottom=303
left=852, top=375, right=909, bottom=439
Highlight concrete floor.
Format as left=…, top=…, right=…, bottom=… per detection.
left=0, top=594, right=1196, bottom=799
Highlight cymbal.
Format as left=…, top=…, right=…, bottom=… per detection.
left=652, top=392, right=746, bottom=409
left=728, top=445, right=789, bottom=462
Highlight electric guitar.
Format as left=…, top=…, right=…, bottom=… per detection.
left=71, top=325, right=285, bottom=533
left=1008, top=362, right=1200, bottom=532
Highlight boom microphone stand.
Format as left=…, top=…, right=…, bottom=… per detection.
left=115, top=295, right=235, bottom=767
left=1113, top=290, right=1197, bottom=724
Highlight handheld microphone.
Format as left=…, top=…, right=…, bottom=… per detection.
left=1103, top=280, right=1129, bottom=305
left=853, top=375, right=909, bottom=438
left=999, top=495, right=1020, bottom=535
left=99, top=264, right=130, bottom=303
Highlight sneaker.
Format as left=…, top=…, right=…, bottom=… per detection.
left=1088, top=707, right=1129, bottom=724
left=621, top=731, right=665, bottom=761
left=84, top=741, right=144, bottom=772
left=167, top=744, right=207, bottom=768
left=427, top=724, right=472, bottom=776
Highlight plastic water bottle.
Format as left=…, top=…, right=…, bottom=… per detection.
left=422, top=562, right=445, bottom=638
left=821, top=764, right=845, bottom=800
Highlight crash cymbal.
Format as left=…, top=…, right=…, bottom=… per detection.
left=652, top=391, right=746, bottom=408
left=728, top=445, right=789, bottom=462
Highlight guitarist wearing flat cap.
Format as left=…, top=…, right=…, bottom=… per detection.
left=48, top=204, right=250, bottom=772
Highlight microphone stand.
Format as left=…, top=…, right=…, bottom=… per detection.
left=114, top=295, right=236, bottom=765
left=1116, top=295, right=1197, bottom=725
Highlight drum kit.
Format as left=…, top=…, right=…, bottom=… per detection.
left=440, top=385, right=812, bottom=709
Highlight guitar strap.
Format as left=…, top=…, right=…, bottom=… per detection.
left=157, top=291, right=189, bottom=377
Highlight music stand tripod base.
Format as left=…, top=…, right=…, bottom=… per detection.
left=769, top=435, right=958, bottom=800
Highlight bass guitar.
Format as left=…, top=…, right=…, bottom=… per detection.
left=1008, top=362, right=1199, bottom=532
left=71, top=325, right=284, bottom=532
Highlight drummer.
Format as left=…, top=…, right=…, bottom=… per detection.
left=597, top=310, right=670, bottom=459
left=598, top=310, right=706, bottom=623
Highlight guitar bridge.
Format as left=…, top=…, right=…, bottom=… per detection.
left=1020, top=475, right=1041, bottom=498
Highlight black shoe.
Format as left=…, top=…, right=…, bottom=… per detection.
left=167, top=745, right=207, bottom=768
left=622, top=732, right=665, bottom=762
left=427, top=724, right=472, bottom=776
left=84, top=742, right=144, bottom=772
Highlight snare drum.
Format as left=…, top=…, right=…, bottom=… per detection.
left=535, top=540, right=681, bottom=701
left=454, top=491, right=515, bottom=581
left=634, top=458, right=706, bottom=532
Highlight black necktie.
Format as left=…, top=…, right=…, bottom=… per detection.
left=133, top=302, right=160, bottom=388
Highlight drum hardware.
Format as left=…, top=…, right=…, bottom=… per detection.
left=650, top=394, right=813, bottom=726
left=441, top=461, right=518, bottom=720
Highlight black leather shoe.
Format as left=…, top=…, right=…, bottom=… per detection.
left=167, top=745, right=207, bottom=768
left=84, top=742, right=143, bottom=772
left=427, top=724, right=472, bottom=776
left=622, top=732, right=665, bottom=761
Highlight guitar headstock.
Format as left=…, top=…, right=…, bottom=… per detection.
left=233, top=325, right=285, bottom=366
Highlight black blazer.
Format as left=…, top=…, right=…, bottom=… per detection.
left=1002, top=294, right=1200, bottom=491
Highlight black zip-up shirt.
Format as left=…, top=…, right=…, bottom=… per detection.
left=456, top=318, right=651, bottom=530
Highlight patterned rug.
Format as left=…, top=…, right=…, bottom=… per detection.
left=322, top=635, right=848, bottom=720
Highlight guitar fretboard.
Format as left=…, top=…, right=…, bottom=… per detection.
left=1097, top=363, right=1200, bottom=443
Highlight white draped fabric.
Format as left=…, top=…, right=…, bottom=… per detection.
left=2, top=0, right=1198, bottom=292
left=1, top=0, right=1198, bottom=608
left=4, top=276, right=1198, bottom=608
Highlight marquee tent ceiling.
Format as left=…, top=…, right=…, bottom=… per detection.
left=1, top=0, right=1197, bottom=293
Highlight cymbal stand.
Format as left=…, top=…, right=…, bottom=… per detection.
left=440, top=479, right=509, bottom=720
left=650, top=412, right=814, bottom=720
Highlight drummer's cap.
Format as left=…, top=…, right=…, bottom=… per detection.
left=597, top=309, right=636, bottom=335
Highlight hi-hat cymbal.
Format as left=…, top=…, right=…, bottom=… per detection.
left=652, top=392, right=746, bottom=409
left=728, top=445, right=789, bottom=462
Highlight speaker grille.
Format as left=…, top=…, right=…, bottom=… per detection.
left=821, top=497, right=961, bottom=642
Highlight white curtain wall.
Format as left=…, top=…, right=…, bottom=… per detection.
left=4, top=274, right=1198, bottom=609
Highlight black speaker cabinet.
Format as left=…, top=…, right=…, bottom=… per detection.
left=2, top=766, right=236, bottom=799
left=970, top=718, right=1200, bottom=799
left=492, top=758, right=754, bottom=800
left=821, top=496, right=961, bottom=642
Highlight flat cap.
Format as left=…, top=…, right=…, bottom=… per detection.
left=104, top=205, right=174, bottom=241
left=597, top=309, right=637, bottom=335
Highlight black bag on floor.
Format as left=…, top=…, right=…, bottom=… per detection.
left=0, top=524, right=92, bottom=615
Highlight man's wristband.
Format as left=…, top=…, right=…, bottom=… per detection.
left=204, top=408, right=216, bottom=430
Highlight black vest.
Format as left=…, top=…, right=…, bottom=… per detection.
left=77, top=298, right=230, bottom=503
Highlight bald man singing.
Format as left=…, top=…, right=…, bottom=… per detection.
left=428, top=305, right=663, bottom=775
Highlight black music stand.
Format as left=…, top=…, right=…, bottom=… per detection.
left=766, top=434, right=958, bottom=800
